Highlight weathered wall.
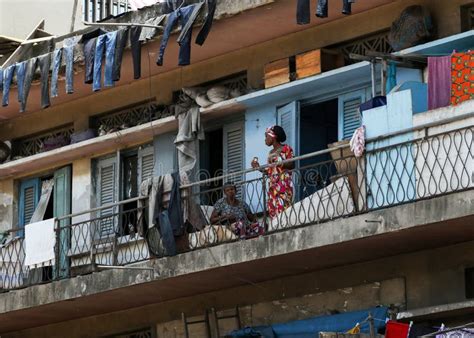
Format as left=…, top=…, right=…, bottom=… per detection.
left=0, top=179, right=14, bottom=232
left=0, top=0, right=471, bottom=142
left=4, top=240, right=474, bottom=338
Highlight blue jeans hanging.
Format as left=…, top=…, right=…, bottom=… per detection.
left=51, top=48, right=63, bottom=98
left=93, top=31, right=117, bottom=91
left=1, top=65, right=15, bottom=107
left=157, top=4, right=196, bottom=67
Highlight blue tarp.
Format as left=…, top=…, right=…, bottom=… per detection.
left=229, top=307, right=388, bottom=338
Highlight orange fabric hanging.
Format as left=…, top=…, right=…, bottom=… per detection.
left=451, top=51, right=474, bottom=106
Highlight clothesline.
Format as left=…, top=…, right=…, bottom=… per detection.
left=83, top=20, right=164, bottom=30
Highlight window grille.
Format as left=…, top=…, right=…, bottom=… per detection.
left=90, top=102, right=168, bottom=133
left=11, top=125, right=74, bottom=158
left=104, top=327, right=156, bottom=338
left=332, top=30, right=393, bottom=63
left=83, top=0, right=131, bottom=22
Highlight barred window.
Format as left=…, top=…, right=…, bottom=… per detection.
left=83, top=0, right=131, bottom=22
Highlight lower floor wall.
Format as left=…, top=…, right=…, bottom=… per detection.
left=4, top=240, right=474, bottom=338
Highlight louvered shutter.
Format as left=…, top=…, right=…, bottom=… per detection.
left=18, top=178, right=41, bottom=237
left=96, top=157, right=118, bottom=238
left=53, top=166, right=72, bottom=278
left=223, top=122, right=244, bottom=184
left=338, top=90, right=366, bottom=141
left=277, top=101, right=300, bottom=155
left=138, top=146, right=154, bottom=183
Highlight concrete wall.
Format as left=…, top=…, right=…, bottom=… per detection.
left=4, top=240, right=474, bottom=338
left=0, top=0, right=84, bottom=38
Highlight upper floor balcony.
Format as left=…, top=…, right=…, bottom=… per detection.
left=0, top=112, right=472, bottom=291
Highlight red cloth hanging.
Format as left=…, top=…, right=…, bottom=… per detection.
left=385, top=320, right=410, bottom=338
left=451, top=51, right=474, bottom=106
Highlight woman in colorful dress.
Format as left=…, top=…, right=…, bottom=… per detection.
left=251, top=125, right=295, bottom=218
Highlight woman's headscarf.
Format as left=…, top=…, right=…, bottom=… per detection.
left=266, top=125, right=287, bottom=143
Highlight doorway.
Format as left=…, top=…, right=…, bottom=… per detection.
left=298, top=98, right=339, bottom=197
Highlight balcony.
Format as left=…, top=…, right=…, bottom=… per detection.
left=0, top=115, right=472, bottom=292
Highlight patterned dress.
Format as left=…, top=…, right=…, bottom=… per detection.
left=266, top=144, right=294, bottom=218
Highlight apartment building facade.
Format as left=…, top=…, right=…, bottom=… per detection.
left=0, top=0, right=473, bottom=337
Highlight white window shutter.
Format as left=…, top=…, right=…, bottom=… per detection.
left=223, top=122, right=244, bottom=183
left=96, top=156, right=117, bottom=237
left=138, top=145, right=154, bottom=183
left=277, top=101, right=300, bottom=155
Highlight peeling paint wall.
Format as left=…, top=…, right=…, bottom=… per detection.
left=0, top=179, right=14, bottom=233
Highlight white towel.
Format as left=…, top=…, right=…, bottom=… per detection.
left=24, top=218, right=56, bottom=267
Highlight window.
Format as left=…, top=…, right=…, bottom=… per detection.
left=83, top=0, right=131, bottom=22
left=95, top=145, right=154, bottom=237
left=466, top=267, right=474, bottom=299
left=18, top=166, right=72, bottom=280
left=199, top=120, right=245, bottom=204
left=461, top=3, right=474, bottom=31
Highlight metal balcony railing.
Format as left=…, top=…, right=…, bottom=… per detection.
left=0, top=116, right=472, bottom=291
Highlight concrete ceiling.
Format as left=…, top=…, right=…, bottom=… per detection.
left=0, top=0, right=395, bottom=120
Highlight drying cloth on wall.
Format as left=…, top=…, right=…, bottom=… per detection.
left=451, top=51, right=474, bottom=106
left=173, top=97, right=204, bottom=172
left=428, top=56, right=451, bottom=110
left=385, top=321, right=410, bottom=338
left=350, top=125, right=365, bottom=158
left=24, top=218, right=56, bottom=267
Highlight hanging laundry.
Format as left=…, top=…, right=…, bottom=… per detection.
left=298, top=0, right=355, bottom=23
left=130, top=0, right=160, bottom=11
left=93, top=31, right=118, bottom=91
left=113, top=28, right=130, bottom=81
left=385, top=320, right=410, bottom=338
left=451, top=51, right=474, bottom=106
left=428, top=55, right=451, bottom=110
left=51, top=48, right=63, bottom=98
left=386, top=61, right=397, bottom=93
left=37, top=53, right=52, bottom=109
left=350, top=125, right=365, bottom=158
left=63, top=37, right=78, bottom=94
left=195, top=0, right=217, bottom=46
left=19, top=57, right=38, bottom=113
left=297, top=0, right=310, bottom=24
left=177, top=2, right=204, bottom=45
left=139, top=16, right=165, bottom=42
left=15, top=61, right=27, bottom=103
left=80, top=28, right=107, bottom=84
left=130, top=26, right=143, bottom=79
left=1, top=64, right=15, bottom=107
left=157, top=4, right=199, bottom=66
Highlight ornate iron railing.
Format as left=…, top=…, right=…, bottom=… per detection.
left=0, top=119, right=472, bottom=291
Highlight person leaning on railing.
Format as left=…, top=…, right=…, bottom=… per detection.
left=251, top=125, right=295, bottom=218
left=210, top=182, right=263, bottom=238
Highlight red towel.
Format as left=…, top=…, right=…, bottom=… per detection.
left=386, top=320, right=410, bottom=338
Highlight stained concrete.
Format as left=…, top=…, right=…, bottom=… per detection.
left=0, top=190, right=472, bottom=334
left=4, top=239, right=474, bottom=338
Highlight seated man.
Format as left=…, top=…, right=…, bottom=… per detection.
left=210, top=182, right=263, bottom=238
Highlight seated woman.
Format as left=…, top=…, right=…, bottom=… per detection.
left=210, top=182, right=263, bottom=238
